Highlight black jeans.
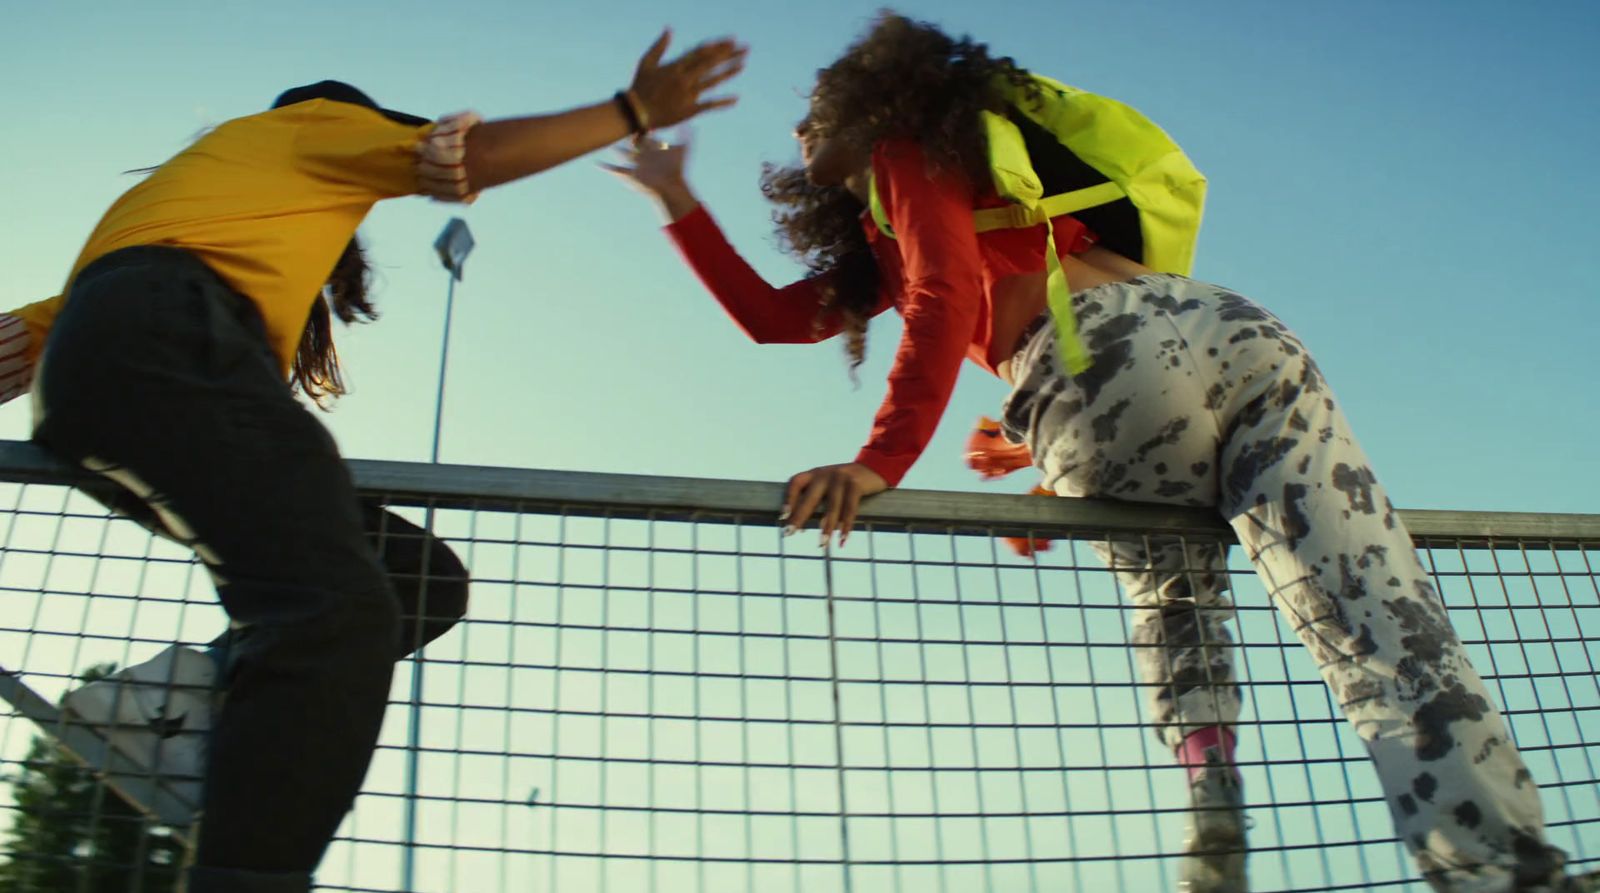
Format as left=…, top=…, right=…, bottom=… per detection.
left=207, top=502, right=470, bottom=666
left=34, top=246, right=466, bottom=892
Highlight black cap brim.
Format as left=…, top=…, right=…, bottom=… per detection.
left=273, top=80, right=429, bottom=128
left=377, top=108, right=430, bottom=128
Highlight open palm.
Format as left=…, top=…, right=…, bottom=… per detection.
left=602, top=131, right=691, bottom=198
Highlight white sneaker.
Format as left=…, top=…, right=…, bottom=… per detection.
left=1178, top=746, right=1249, bottom=893
left=61, top=644, right=217, bottom=810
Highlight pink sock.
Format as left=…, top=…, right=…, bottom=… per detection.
left=1177, top=726, right=1236, bottom=782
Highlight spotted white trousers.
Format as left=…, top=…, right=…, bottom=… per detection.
left=1001, top=274, right=1566, bottom=892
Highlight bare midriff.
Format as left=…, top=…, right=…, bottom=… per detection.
left=993, top=245, right=1158, bottom=385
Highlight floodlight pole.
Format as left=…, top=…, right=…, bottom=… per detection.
left=401, top=217, right=474, bottom=890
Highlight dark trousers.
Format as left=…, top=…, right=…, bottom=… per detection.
left=34, top=246, right=467, bottom=892
left=209, top=503, right=470, bottom=665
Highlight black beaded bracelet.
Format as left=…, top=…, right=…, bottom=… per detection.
left=614, top=90, right=646, bottom=135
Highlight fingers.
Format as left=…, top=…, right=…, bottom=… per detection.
left=818, top=473, right=847, bottom=544
left=781, top=471, right=807, bottom=530
left=697, top=55, right=745, bottom=90
left=603, top=139, right=674, bottom=165
left=791, top=475, right=828, bottom=535
left=786, top=469, right=865, bottom=547
left=782, top=464, right=885, bottom=546
left=694, top=96, right=738, bottom=115
left=675, top=37, right=743, bottom=78
left=597, top=145, right=641, bottom=178
left=783, top=471, right=824, bottom=534
left=672, top=40, right=746, bottom=98
left=630, top=34, right=746, bottom=129
left=824, top=475, right=865, bottom=546
left=637, top=27, right=672, bottom=75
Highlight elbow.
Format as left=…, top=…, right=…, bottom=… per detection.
left=738, top=323, right=796, bottom=345
left=756, top=326, right=828, bottom=346
left=729, top=317, right=823, bottom=346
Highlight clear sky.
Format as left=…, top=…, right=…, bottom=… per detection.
left=2, top=0, right=1597, bottom=515
left=1, top=5, right=1598, bottom=889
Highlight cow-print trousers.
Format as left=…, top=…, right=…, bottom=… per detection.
left=1000, top=274, right=1566, bottom=891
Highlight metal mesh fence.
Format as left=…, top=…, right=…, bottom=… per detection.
left=1, top=443, right=1597, bottom=892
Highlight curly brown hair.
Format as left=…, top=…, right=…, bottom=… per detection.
left=290, top=236, right=378, bottom=408
left=761, top=10, right=1037, bottom=371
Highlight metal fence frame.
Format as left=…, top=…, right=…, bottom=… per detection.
left=1, top=439, right=1597, bottom=892
left=0, top=441, right=1592, bottom=544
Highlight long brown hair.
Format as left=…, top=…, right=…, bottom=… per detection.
left=290, top=236, right=378, bottom=407
left=762, top=10, right=1038, bottom=370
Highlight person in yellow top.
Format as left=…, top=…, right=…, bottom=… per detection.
left=18, top=30, right=744, bottom=893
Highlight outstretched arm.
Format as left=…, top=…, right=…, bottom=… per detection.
left=464, top=29, right=746, bottom=193
left=607, top=134, right=888, bottom=344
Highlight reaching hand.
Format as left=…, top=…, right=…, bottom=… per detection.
left=601, top=129, right=690, bottom=197
left=601, top=130, right=701, bottom=220
left=628, top=29, right=746, bottom=131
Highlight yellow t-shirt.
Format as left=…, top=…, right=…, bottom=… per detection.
left=12, top=99, right=430, bottom=376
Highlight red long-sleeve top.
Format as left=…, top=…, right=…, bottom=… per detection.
left=664, top=138, right=1095, bottom=487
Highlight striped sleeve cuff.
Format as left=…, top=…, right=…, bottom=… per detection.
left=416, top=111, right=483, bottom=204
left=0, top=315, right=34, bottom=406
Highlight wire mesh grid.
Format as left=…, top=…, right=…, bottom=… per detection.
left=1, top=461, right=1598, bottom=892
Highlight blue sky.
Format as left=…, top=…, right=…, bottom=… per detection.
left=1, top=4, right=1598, bottom=889
left=2, top=0, right=1597, bottom=514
